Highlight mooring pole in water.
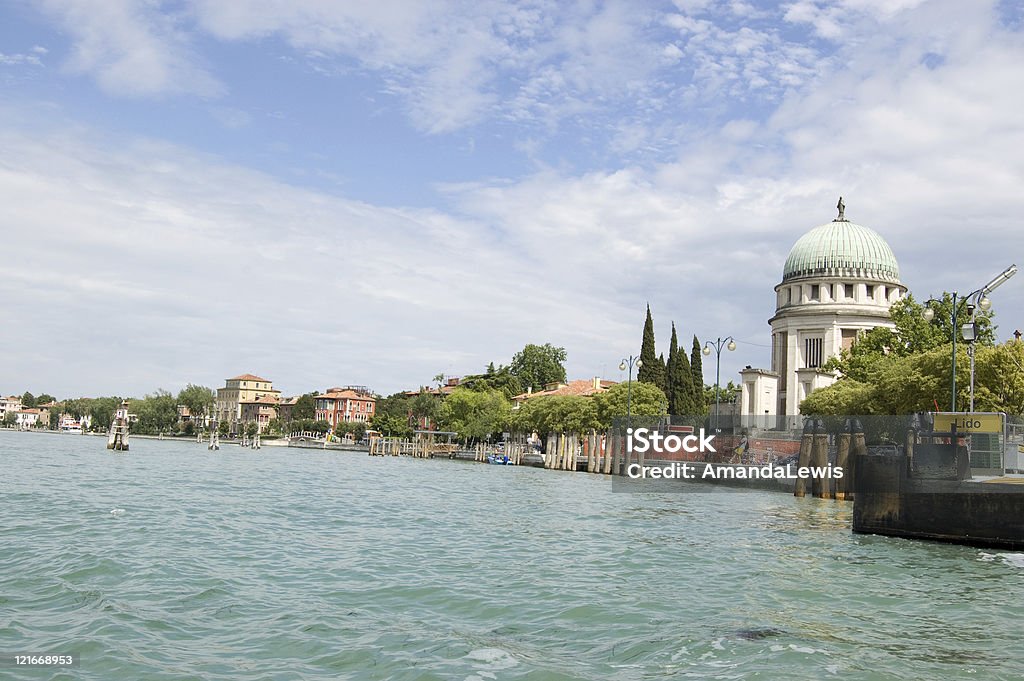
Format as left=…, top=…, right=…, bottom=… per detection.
left=811, top=419, right=831, bottom=499
left=849, top=418, right=866, bottom=499
left=835, top=419, right=852, bottom=501
left=794, top=418, right=815, bottom=497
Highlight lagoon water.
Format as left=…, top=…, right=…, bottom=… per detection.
left=3, top=429, right=1024, bottom=680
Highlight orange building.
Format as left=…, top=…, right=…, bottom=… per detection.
left=314, top=388, right=376, bottom=426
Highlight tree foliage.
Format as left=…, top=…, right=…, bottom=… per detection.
left=824, top=294, right=995, bottom=382
left=637, top=304, right=666, bottom=391
left=21, top=392, right=36, bottom=408
left=292, top=393, right=317, bottom=420
left=511, top=394, right=601, bottom=435
left=510, top=343, right=568, bottom=392
left=371, top=392, right=414, bottom=437
left=438, top=388, right=511, bottom=442
left=130, top=390, right=178, bottom=435
left=177, top=384, right=215, bottom=418
left=459, top=363, right=524, bottom=400
left=594, top=381, right=668, bottom=426
left=690, top=335, right=706, bottom=414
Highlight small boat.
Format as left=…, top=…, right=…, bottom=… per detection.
left=486, top=454, right=513, bottom=465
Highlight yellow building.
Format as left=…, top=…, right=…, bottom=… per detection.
left=216, top=374, right=281, bottom=430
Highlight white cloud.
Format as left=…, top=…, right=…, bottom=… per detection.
left=37, top=0, right=222, bottom=97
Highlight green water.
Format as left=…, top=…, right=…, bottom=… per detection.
left=2, top=430, right=1024, bottom=680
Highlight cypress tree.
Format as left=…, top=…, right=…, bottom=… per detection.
left=638, top=304, right=660, bottom=385
left=666, top=325, right=678, bottom=408
left=655, top=353, right=667, bottom=394
left=669, top=325, right=695, bottom=416
left=690, top=335, right=707, bottom=415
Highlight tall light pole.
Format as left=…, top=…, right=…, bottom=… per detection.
left=619, top=355, right=643, bottom=430
left=703, top=336, right=736, bottom=432
left=924, top=264, right=1017, bottom=412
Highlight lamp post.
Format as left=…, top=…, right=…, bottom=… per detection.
left=923, top=264, right=1017, bottom=412
left=618, top=355, right=643, bottom=430
left=703, top=336, right=736, bottom=432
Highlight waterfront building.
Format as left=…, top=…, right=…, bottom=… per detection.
left=0, top=395, right=23, bottom=419
left=239, top=395, right=280, bottom=433
left=740, top=200, right=907, bottom=421
left=215, top=374, right=281, bottom=430
left=511, top=377, right=617, bottom=408
left=13, top=408, right=43, bottom=429
left=277, top=396, right=299, bottom=423
left=315, top=388, right=376, bottom=427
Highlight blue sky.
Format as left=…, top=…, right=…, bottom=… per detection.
left=2, top=0, right=1023, bottom=399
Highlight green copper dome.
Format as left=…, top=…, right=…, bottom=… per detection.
left=782, top=219, right=900, bottom=283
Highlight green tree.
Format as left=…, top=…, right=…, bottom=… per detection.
left=245, top=422, right=259, bottom=438
left=825, top=294, right=995, bottom=382
left=21, top=392, right=36, bottom=408
left=2, top=412, right=16, bottom=427
left=410, top=389, right=440, bottom=429
left=438, top=388, right=511, bottom=442
left=177, top=384, right=215, bottom=420
left=594, top=381, right=668, bottom=428
left=666, top=323, right=695, bottom=415
left=511, top=395, right=601, bottom=435
left=89, top=396, right=122, bottom=432
left=510, top=343, right=568, bottom=392
left=130, top=390, right=178, bottom=435
left=218, top=420, right=230, bottom=436
left=292, top=393, right=317, bottom=420
left=36, top=393, right=57, bottom=405
left=460, top=364, right=524, bottom=400
left=371, top=392, right=414, bottom=437
left=690, top=335, right=706, bottom=414
left=637, top=304, right=666, bottom=391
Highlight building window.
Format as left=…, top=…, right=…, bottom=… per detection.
left=844, top=283, right=854, bottom=299
left=866, top=284, right=875, bottom=301
left=810, top=284, right=820, bottom=301
left=804, top=337, right=823, bottom=368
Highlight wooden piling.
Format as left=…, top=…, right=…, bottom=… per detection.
left=811, top=423, right=831, bottom=499
left=794, top=419, right=815, bottom=497
left=834, top=420, right=852, bottom=501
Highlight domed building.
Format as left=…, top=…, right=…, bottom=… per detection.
left=739, top=199, right=907, bottom=420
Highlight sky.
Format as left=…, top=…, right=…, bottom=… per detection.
left=2, top=0, right=1023, bottom=400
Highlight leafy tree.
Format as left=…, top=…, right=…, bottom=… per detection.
left=690, top=335, right=706, bottom=414
left=594, top=381, right=668, bottom=427
left=335, top=421, right=369, bottom=441
left=460, top=364, right=524, bottom=400
left=410, top=389, right=440, bottom=429
left=825, top=294, right=995, bottom=382
left=637, top=304, right=666, bottom=391
left=245, top=422, right=259, bottom=438
left=36, top=393, right=57, bottom=405
left=371, top=392, right=414, bottom=437
left=218, top=420, right=229, bottom=436
left=2, top=413, right=16, bottom=427
left=510, top=343, right=567, bottom=392
left=292, top=393, right=317, bottom=420
left=183, top=421, right=196, bottom=437
left=130, top=390, right=178, bottom=435
left=666, top=323, right=695, bottom=415
left=21, top=392, right=35, bottom=408
left=177, top=384, right=215, bottom=419
left=511, top=394, right=601, bottom=435
left=438, top=388, right=511, bottom=442
left=89, top=396, right=123, bottom=432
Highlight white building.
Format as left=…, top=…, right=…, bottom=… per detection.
left=740, top=200, right=907, bottom=421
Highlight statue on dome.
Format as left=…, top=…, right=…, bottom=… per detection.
left=836, top=196, right=846, bottom=221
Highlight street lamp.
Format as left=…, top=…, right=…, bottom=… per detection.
left=923, top=264, right=1017, bottom=412
left=618, top=355, right=643, bottom=430
left=703, top=336, right=736, bottom=432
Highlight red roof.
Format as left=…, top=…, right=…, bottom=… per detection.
left=513, top=378, right=617, bottom=401
left=318, top=390, right=375, bottom=402
left=229, top=373, right=270, bottom=382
